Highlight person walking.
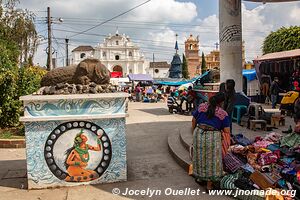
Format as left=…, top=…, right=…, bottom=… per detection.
left=270, top=77, right=284, bottom=109
left=135, top=84, right=141, bottom=102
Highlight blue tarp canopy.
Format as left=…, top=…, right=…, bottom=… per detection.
left=154, top=71, right=210, bottom=86
left=243, top=69, right=256, bottom=81
left=127, top=74, right=153, bottom=82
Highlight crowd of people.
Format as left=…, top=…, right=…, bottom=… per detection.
left=123, top=83, right=199, bottom=114
left=260, top=69, right=300, bottom=109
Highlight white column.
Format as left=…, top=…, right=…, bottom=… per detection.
left=219, top=0, right=243, bottom=91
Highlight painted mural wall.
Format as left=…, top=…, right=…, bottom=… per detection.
left=21, top=94, right=128, bottom=189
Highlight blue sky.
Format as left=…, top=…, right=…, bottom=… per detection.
left=17, top=0, right=300, bottom=66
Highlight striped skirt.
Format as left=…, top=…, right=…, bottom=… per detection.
left=192, top=126, right=224, bottom=181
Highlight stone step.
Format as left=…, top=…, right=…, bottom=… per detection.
left=167, top=131, right=191, bottom=172
left=179, top=128, right=193, bottom=151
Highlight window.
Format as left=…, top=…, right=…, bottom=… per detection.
left=129, top=52, right=132, bottom=57
left=116, top=41, right=119, bottom=45
left=155, top=69, right=159, bottom=73
left=189, top=44, right=193, bottom=50
left=102, top=52, right=106, bottom=57
left=115, top=55, right=120, bottom=60
left=80, top=53, right=86, bottom=58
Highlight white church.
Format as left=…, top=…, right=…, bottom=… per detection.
left=71, top=31, right=150, bottom=77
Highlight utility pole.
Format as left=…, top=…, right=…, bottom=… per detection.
left=47, top=7, right=52, bottom=71
left=65, top=38, right=69, bottom=66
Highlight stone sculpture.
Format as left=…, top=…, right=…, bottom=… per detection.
left=41, top=58, right=110, bottom=86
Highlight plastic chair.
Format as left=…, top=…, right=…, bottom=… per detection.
left=232, top=105, right=248, bottom=124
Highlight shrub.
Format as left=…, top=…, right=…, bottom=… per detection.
left=0, top=65, right=46, bottom=128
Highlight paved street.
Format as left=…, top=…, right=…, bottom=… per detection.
left=0, top=102, right=228, bottom=200
left=0, top=102, right=293, bottom=200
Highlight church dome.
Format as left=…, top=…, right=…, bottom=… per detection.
left=186, top=34, right=197, bottom=42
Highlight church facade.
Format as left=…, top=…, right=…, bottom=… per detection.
left=71, top=32, right=149, bottom=77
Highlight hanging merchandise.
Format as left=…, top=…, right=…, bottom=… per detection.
left=275, top=62, right=280, bottom=73
left=266, top=62, right=271, bottom=74
left=259, top=63, right=263, bottom=74
left=262, top=62, right=267, bottom=74
left=269, top=62, right=274, bottom=73
left=280, top=61, right=285, bottom=73
left=285, top=61, right=290, bottom=73
left=289, top=60, right=294, bottom=73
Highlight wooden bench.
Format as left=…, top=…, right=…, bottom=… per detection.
left=250, top=119, right=267, bottom=131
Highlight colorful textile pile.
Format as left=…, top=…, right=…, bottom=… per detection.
left=220, top=132, right=300, bottom=199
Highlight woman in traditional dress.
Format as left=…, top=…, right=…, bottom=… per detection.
left=64, top=129, right=101, bottom=182
left=192, top=92, right=231, bottom=190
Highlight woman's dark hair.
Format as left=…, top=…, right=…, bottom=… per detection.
left=206, top=92, right=225, bottom=119
left=64, top=130, right=84, bottom=168
left=226, top=79, right=235, bottom=92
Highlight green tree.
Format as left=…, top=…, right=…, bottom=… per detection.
left=182, top=54, right=189, bottom=79
left=262, top=26, right=300, bottom=54
left=0, top=0, right=38, bottom=64
left=0, top=1, right=44, bottom=128
left=201, top=52, right=206, bottom=74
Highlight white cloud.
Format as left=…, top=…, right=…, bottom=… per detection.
left=127, top=0, right=197, bottom=23
left=17, top=0, right=198, bottom=66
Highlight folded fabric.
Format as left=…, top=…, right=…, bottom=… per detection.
left=272, top=163, right=284, bottom=174
left=279, top=146, right=295, bottom=157
left=253, top=140, right=274, bottom=149
left=241, top=163, right=255, bottom=173
left=229, top=144, right=245, bottom=154
left=258, top=152, right=279, bottom=166
left=261, top=165, right=272, bottom=173
left=250, top=171, right=273, bottom=189
left=220, top=172, right=240, bottom=190
left=281, top=157, right=295, bottom=165
left=224, top=153, right=245, bottom=173
left=267, top=144, right=280, bottom=152
left=280, top=132, right=300, bottom=148
left=281, top=167, right=297, bottom=183
left=291, top=161, right=300, bottom=171
left=264, top=132, right=283, bottom=143
left=234, top=176, right=256, bottom=190
left=234, top=133, right=252, bottom=146
left=250, top=171, right=279, bottom=190
left=254, top=136, right=263, bottom=142
left=247, top=152, right=261, bottom=170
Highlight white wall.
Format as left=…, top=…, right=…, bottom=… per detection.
left=72, top=50, right=94, bottom=65
left=147, top=68, right=169, bottom=78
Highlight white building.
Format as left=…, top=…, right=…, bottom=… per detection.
left=71, top=32, right=149, bottom=77
left=147, top=62, right=170, bottom=78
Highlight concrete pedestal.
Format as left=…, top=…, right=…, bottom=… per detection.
left=20, top=93, right=128, bottom=189
left=219, top=0, right=243, bottom=91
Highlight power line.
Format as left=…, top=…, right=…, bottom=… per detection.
left=69, top=0, right=152, bottom=38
